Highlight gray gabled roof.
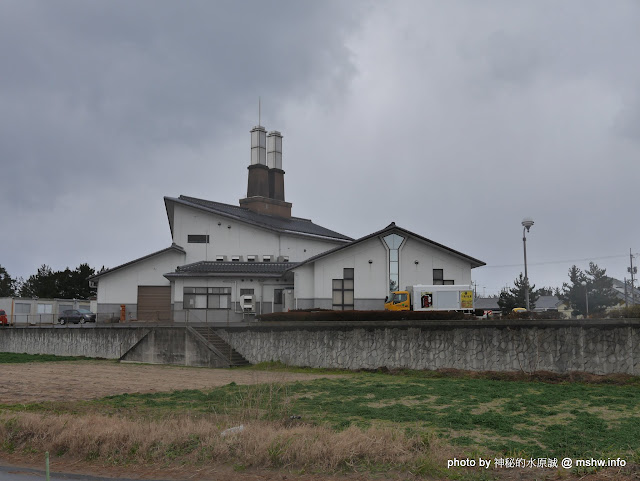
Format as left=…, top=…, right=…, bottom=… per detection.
left=164, top=195, right=353, bottom=243
left=608, top=277, right=640, bottom=303
left=164, top=261, right=295, bottom=278
left=88, top=244, right=186, bottom=280
left=289, top=222, right=485, bottom=270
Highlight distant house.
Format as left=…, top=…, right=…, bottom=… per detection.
left=474, top=295, right=562, bottom=315
left=608, top=277, right=640, bottom=306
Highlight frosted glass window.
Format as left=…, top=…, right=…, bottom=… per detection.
left=383, top=233, right=405, bottom=294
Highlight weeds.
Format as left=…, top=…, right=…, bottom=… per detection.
left=0, top=352, right=93, bottom=363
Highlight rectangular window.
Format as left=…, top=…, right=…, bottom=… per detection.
left=247, top=255, right=256, bottom=262
left=188, top=235, right=209, bottom=243
left=215, top=255, right=225, bottom=262
left=274, top=289, right=283, bottom=304
left=433, top=269, right=454, bottom=285
left=184, top=287, right=231, bottom=309
left=332, top=269, right=355, bottom=310
left=231, top=256, right=241, bottom=262
left=433, top=269, right=444, bottom=285
left=59, top=304, right=73, bottom=313
left=240, top=288, right=254, bottom=296
left=263, top=255, right=271, bottom=262
left=15, top=303, right=30, bottom=314
left=37, top=304, right=52, bottom=314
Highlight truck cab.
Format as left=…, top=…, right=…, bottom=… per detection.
left=384, top=291, right=411, bottom=311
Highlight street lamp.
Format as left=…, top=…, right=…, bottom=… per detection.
left=522, top=217, right=534, bottom=311
left=581, top=280, right=589, bottom=318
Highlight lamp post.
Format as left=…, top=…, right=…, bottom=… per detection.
left=522, top=217, right=534, bottom=311
left=581, top=280, right=589, bottom=318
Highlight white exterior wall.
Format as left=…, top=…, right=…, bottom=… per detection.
left=172, top=204, right=345, bottom=264
left=308, top=237, right=388, bottom=300
left=293, top=232, right=475, bottom=306
left=96, top=250, right=185, bottom=304
left=399, top=236, right=473, bottom=287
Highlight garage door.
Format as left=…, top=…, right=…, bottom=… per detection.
left=137, top=286, right=171, bottom=321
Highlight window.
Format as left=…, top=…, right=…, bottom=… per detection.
left=274, top=289, right=283, bottom=305
left=332, top=268, right=355, bottom=310
left=433, top=269, right=443, bottom=284
left=215, top=255, right=225, bottom=262
left=263, top=255, right=271, bottom=262
left=433, top=269, right=454, bottom=285
left=15, top=303, right=30, bottom=314
left=188, top=235, right=209, bottom=243
left=383, top=233, right=405, bottom=293
left=240, top=288, right=254, bottom=296
left=231, top=256, right=241, bottom=262
left=184, top=287, right=231, bottom=309
left=37, top=303, right=53, bottom=314
left=59, top=304, right=73, bottom=313
left=247, top=255, right=256, bottom=262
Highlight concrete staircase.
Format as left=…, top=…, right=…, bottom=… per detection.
left=191, top=327, right=251, bottom=367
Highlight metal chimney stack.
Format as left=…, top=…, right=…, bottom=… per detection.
left=267, top=130, right=285, bottom=201
left=246, top=125, right=269, bottom=198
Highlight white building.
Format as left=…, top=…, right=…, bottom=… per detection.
left=90, top=125, right=484, bottom=321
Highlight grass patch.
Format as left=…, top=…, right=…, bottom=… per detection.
left=1, top=367, right=639, bottom=475
left=0, top=352, right=94, bottom=363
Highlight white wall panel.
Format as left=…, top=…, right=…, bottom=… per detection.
left=97, top=250, right=185, bottom=304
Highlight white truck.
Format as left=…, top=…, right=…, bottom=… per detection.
left=384, top=284, right=474, bottom=312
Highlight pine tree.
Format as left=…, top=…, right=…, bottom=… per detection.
left=497, top=273, right=539, bottom=312
left=0, top=265, right=17, bottom=297
left=559, top=263, right=618, bottom=317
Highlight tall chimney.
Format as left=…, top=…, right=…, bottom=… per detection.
left=267, top=130, right=285, bottom=201
left=240, top=125, right=292, bottom=218
left=246, top=125, right=269, bottom=198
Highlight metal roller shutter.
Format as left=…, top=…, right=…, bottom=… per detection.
left=137, top=286, right=171, bottom=321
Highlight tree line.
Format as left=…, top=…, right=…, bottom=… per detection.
left=498, top=262, right=619, bottom=317
left=0, top=264, right=102, bottom=299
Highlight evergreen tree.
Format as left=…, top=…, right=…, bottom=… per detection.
left=0, top=265, right=17, bottom=297
left=497, top=273, right=539, bottom=312
left=19, top=265, right=56, bottom=298
left=18, top=264, right=96, bottom=299
left=559, top=263, right=618, bottom=317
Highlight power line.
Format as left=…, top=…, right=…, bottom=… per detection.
left=478, top=254, right=637, bottom=269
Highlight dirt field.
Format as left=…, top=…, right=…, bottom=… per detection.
left=0, top=360, right=340, bottom=404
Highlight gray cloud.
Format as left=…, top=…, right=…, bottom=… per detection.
left=1, top=0, right=638, bottom=298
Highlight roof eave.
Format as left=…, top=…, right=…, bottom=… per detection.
left=88, top=244, right=186, bottom=281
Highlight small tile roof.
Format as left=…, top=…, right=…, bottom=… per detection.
left=164, top=261, right=296, bottom=278
left=165, top=195, right=353, bottom=242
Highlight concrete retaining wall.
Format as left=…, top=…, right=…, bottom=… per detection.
left=216, top=319, right=640, bottom=375
left=2, top=320, right=638, bottom=375
left=121, top=327, right=230, bottom=368
left=0, top=326, right=150, bottom=359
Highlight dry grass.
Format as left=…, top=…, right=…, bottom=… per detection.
left=0, top=412, right=436, bottom=472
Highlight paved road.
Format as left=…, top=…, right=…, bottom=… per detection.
left=0, top=465, right=171, bottom=481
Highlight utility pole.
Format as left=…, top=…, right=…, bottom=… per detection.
left=629, top=249, right=637, bottom=305
left=624, top=277, right=628, bottom=308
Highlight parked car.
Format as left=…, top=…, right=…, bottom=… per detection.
left=0, top=309, right=7, bottom=325
left=58, top=309, right=96, bottom=325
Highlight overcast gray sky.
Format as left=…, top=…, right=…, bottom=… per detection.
left=1, top=0, right=638, bottom=296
